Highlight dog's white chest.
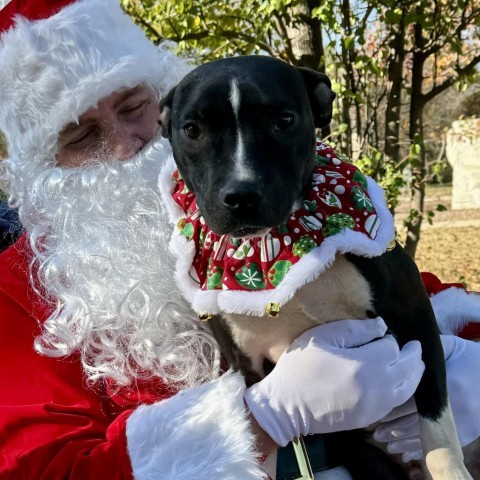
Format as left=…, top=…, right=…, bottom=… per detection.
left=224, top=254, right=374, bottom=376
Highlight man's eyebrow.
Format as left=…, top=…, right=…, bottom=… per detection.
left=60, top=120, right=94, bottom=136
left=114, top=85, right=146, bottom=107
left=60, top=86, right=148, bottom=135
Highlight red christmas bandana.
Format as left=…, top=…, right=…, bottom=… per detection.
left=171, top=141, right=383, bottom=293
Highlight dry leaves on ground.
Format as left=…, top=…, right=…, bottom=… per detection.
left=414, top=226, right=480, bottom=291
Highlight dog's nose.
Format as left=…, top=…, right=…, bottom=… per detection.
left=221, top=184, right=262, bottom=210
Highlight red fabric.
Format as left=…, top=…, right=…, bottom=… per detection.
left=0, top=234, right=175, bottom=479
left=421, top=271, right=465, bottom=296
left=421, top=271, right=480, bottom=340
left=0, top=0, right=74, bottom=33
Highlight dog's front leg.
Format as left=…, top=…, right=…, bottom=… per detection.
left=420, top=401, right=471, bottom=480
left=346, top=247, right=472, bottom=480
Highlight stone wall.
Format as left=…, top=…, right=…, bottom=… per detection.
left=446, top=119, right=480, bottom=210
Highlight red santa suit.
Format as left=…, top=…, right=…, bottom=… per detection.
left=0, top=234, right=264, bottom=479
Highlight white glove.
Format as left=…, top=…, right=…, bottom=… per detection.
left=374, top=335, right=480, bottom=462
left=244, top=317, right=425, bottom=447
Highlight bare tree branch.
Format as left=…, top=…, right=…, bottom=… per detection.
left=423, top=54, right=480, bottom=103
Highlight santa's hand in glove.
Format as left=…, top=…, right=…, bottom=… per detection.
left=245, top=317, right=425, bottom=448
left=374, top=335, right=480, bottom=462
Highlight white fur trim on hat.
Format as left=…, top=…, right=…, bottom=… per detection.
left=126, top=370, right=267, bottom=480
left=0, top=0, right=189, bottom=162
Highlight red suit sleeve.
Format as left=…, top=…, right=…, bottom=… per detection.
left=420, top=271, right=465, bottom=296
left=0, top=238, right=137, bottom=479
left=0, top=237, right=266, bottom=480
left=421, top=271, right=480, bottom=340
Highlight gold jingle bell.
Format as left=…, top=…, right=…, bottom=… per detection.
left=198, top=313, right=213, bottom=322
left=177, top=218, right=186, bottom=231
left=266, top=302, right=281, bottom=318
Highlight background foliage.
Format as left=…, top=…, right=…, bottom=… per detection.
left=122, top=0, right=480, bottom=258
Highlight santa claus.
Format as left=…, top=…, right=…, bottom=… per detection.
left=0, top=1, right=478, bottom=479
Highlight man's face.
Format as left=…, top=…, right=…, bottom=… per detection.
left=57, top=85, right=159, bottom=167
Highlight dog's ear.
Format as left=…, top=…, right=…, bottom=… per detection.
left=298, top=68, right=336, bottom=128
left=159, top=86, right=177, bottom=139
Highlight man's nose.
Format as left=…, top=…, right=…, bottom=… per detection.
left=105, top=122, right=143, bottom=161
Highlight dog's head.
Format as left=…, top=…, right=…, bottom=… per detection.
left=160, top=56, right=335, bottom=237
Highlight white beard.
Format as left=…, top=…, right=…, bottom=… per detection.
left=14, top=137, right=220, bottom=388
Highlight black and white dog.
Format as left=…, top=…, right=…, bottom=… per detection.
left=159, top=56, right=471, bottom=480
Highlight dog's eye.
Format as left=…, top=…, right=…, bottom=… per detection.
left=184, top=123, right=201, bottom=139
left=275, top=113, right=294, bottom=130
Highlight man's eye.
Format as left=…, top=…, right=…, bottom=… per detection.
left=122, top=100, right=147, bottom=115
left=275, top=112, right=294, bottom=131
left=66, top=128, right=96, bottom=147
left=184, top=123, right=201, bottom=140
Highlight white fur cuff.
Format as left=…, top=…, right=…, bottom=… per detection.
left=430, top=287, right=480, bottom=335
left=126, top=371, right=267, bottom=479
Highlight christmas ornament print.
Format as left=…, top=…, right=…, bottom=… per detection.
left=170, top=140, right=384, bottom=293
left=268, top=260, right=293, bottom=287
left=292, top=236, right=317, bottom=257
left=260, top=234, right=281, bottom=262
left=235, top=263, right=267, bottom=290
left=323, top=212, right=355, bottom=237
left=207, top=263, right=224, bottom=290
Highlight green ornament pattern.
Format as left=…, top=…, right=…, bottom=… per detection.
left=322, top=192, right=342, bottom=209
left=235, top=263, right=266, bottom=290
left=353, top=170, right=368, bottom=189
left=315, top=155, right=330, bottom=166
left=326, top=171, right=345, bottom=180
left=178, top=219, right=194, bottom=239
left=292, top=235, right=317, bottom=257
left=268, top=260, right=293, bottom=287
left=303, top=200, right=317, bottom=212
left=323, top=213, right=355, bottom=237
left=206, top=265, right=224, bottom=290
left=351, top=186, right=374, bottom=212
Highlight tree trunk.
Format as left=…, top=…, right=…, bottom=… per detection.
left=285, top=0, right=331, bottom=137
left=306, top=0, right=331, bottom=138
left=404, top=23, right=427, bottom=258
left=287, top=0, right=316, bottom=67
left=384, top=14, right=405, bottom=167
left=339, top=0, right=353, bottom=157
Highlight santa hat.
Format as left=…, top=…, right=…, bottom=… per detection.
left=0, top=0, right=187, bottom=163
left=0, top=1, right=74, bottom=31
